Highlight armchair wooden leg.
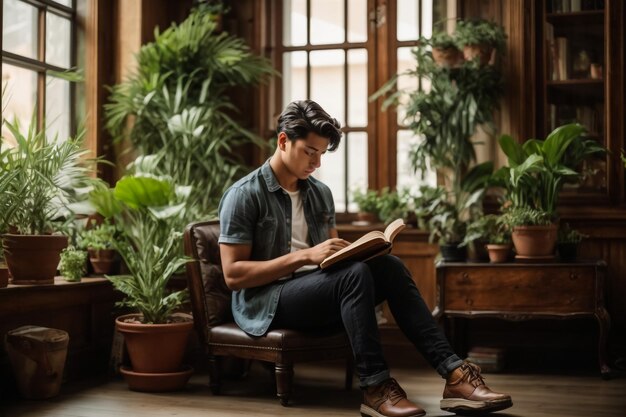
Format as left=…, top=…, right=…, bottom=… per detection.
left=208, top=355, right=221, bottom=395
left=344, top=357, right=354, bottom=390
left=275, top=362, right=293, bottom=406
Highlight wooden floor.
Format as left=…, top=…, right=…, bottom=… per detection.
left=3, top=361, right=625, bottom=417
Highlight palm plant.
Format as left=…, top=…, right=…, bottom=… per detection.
left=89, top=175, right=191, bottom=324
left=105, top=8, right=275, bottom=220
left=1, top=115, right=93, bottom=235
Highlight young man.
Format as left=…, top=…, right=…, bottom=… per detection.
left=218, top=100, right=512, bottom=416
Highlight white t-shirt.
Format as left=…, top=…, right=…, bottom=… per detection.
left=284, top=188, right=318, bottom=274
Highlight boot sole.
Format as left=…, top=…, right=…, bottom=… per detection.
left=440, top=398, right=513, bottom=415
left=360, top=404, right=426, bottom=417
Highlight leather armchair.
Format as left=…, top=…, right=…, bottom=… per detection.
left=183, top=220, right=353, bottom=405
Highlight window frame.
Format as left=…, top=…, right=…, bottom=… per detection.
left=270, top=0, right=453, bottom=219
left=1, top=0, right=78, bottom=135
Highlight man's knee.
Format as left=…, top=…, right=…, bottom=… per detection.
left=338, top=261, right=374, bottom=290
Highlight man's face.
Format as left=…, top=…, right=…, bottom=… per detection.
left=280, top=132, right=330, bottom=180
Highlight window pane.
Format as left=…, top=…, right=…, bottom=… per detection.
left=45, top=75, right=71, bottom=142
left=314, top=145, right=346, bottom=212
left=397, top=0, right=419, bottom=41
left=310, top=0, right=345, bottom=45
left=282, top=51, right=307, bottom=106
left=310, top=49, right=345, bottom=124
left=347, top=132, right=368, bottom=212
left=396, top=47, right=418, bottom=125
left=52, top=0, right=72, bottom=7
left=347, top=0, right=367, bottom=43
left=347, top=49, right=367, bottom=127
left=2, top=0, right=38, bottom=59
left=283, top=0, right=306, bottom=46
left=46, top=12, right=71, bottom=68
left=421, top=0, right=434, bottom=39
left=397, top=129, right=436, bottom=194
left=1, top=64, right=37, bottom=147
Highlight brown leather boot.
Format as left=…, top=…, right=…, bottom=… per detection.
left=441, top=362, right=513, bottom=414
left=361, top=378, right=426, bottom=417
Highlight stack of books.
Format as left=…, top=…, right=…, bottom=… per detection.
left=466, top=346, right=505, bottom=373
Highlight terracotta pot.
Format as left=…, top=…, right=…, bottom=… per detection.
left=116, top=313, right=194, bottom=373
left=512, top=224, right=558, bottom=258
left=2, top=234, right=68, bottom=285
left=120, top=365, right=193, bottom=392
left=486, top=243, right=512, bottom=263
left=463, top=44, right=494, bottom=66
left=432, top=47, right=463, bottom=67
left=88, top=248, right=116, bottom=274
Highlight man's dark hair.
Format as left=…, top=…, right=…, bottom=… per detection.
left=276, top=100, right=342, bottom=151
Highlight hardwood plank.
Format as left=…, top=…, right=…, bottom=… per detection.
left=4, top=361, right=625, bottom=417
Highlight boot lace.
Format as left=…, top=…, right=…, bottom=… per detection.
left=461, top=362, right=486, bottom=388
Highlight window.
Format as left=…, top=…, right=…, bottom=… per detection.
left=277, top=0, right=455, bottom=213
left=1, top=0, right=76, bottom=145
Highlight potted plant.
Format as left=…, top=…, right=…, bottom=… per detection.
left=430, top=32, right=462, bottom=68
left=351, top=188, right=381, bottom=224
left=462, top=214, right=511, bottom=263
left=557, top=223, right=587, bottom=261
left=59, top=246, right=88, bottom=282
left=412, top=185, right=447, bottom=230
left=377, top=187, right=411, bottom=225
left=494, top=123, right=605, bottom=259
left=0, top=114, right=93, bottom=284
left=89, top=174, right=193, bottom=391
left=105, top=7, right=276, bottom=221
left=454, top=19, right=507, bottom=65
left=79, top=220, right=118, bottom=274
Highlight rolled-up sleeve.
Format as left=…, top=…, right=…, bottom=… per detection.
left=218, top=187, right=255, bottom=244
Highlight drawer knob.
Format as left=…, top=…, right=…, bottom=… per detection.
left=570, top=273, right=578, bottom=280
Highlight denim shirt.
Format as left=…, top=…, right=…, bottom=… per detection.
left=218, top=159, right=336, bottom=336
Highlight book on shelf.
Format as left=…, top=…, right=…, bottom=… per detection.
left=320, top=218, right=406, bottom=270
left=556, top=37, right=569, bottom=80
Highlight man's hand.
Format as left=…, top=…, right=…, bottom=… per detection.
left=305, top=238, right=351, bottom=265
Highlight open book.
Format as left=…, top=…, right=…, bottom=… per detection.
left=320, top=218, right=406, bottom=270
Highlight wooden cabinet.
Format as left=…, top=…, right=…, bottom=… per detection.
left=435, top=261, right=611, bottom=377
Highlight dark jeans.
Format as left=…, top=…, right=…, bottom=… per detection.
left=270, top=255, right=463, bottom=387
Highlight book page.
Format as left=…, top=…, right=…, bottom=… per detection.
left=383, top=218, right=406, bottom=242
left=320, top=230, right=386, bottom=269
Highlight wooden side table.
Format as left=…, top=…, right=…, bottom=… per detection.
left=434, top=261, right=611, bottom=378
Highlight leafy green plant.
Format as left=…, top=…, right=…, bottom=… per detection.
left=500, top=207, right=553, bottom=228
left=430, top=32, right=457, bottom=50
left=59, top=246, right=87, bottom=282
left=105, top=8, right=276, bottom=220
left=454, top=19, right=507, bottom=53
left=89, top=175, right=191, bottom=324
left=0, top=114, right=94, bottom=235
left=377, top=187, right=411, bottom=225
left=79, top=221, right=117, bottom=251
left=494, top=123, right=606, bottom=217
left=462, top=214, right=510, bottom=246
left=558, top=223, right=587, bottom=244
left=412, top=185, right=447, bottom=229
left=351, top=188, right=380, bottom=215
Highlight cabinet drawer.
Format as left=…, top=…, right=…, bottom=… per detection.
left=442, top=266, right=595, bottom=313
